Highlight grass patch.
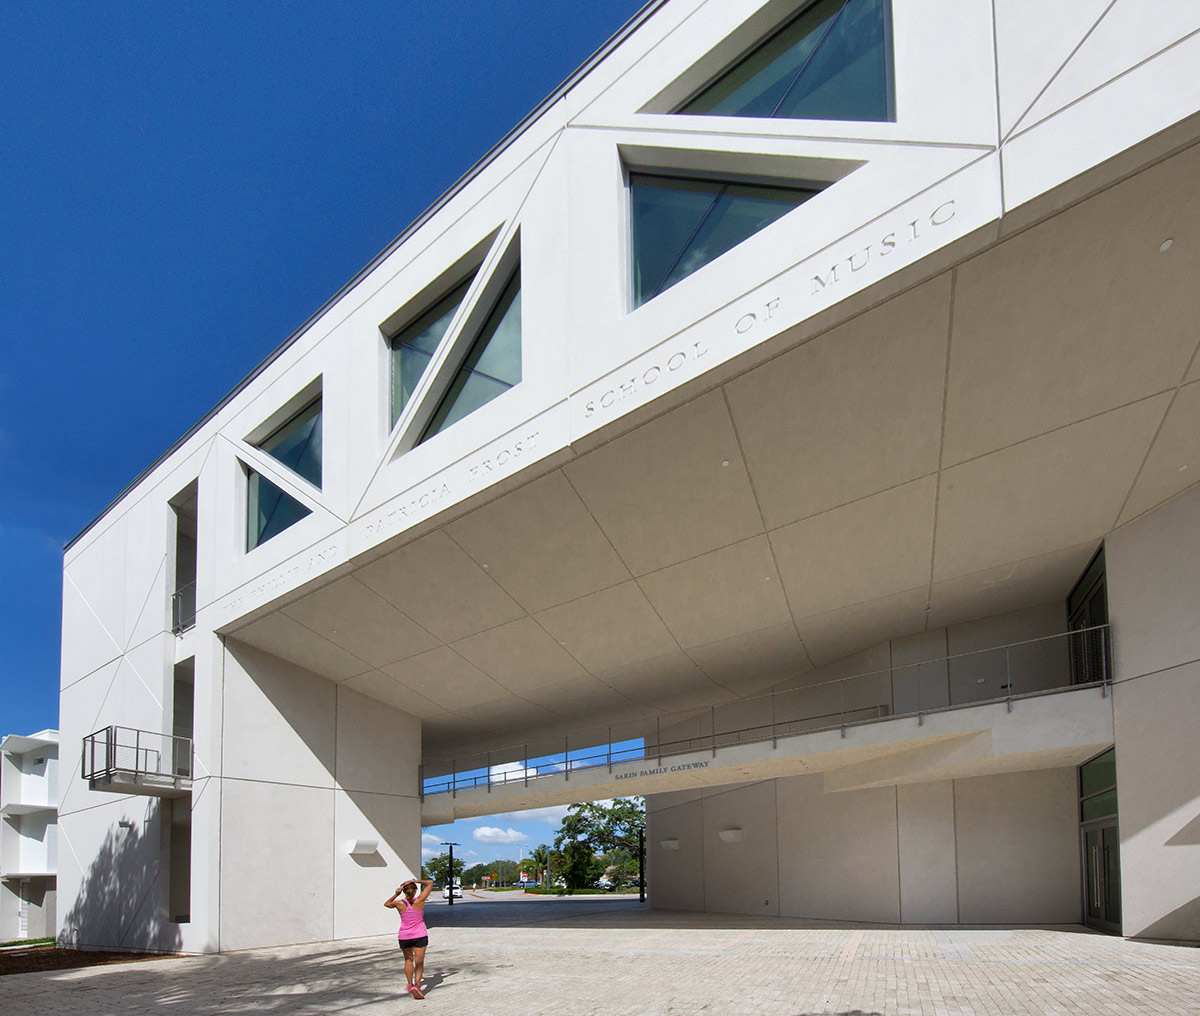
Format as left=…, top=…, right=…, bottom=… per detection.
left=522, top=887, right=619, bottom=895
left=0, top=937, right=54, bottom=949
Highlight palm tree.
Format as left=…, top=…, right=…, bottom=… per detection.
left=531, top=843, right=550, bottom=884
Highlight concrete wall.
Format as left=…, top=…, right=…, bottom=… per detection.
left=648, top=767, right=1081, bottom=925
left=1107, top=481, right=1200, bottom=942
left=217, top=641, right=423, bottom=951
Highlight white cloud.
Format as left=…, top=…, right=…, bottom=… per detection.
left=421, top=832, right=444, bottom=848
left=473, top=826, right=528, bottom=845
left=421, top=846, right=439, bottom=859
left=493, top=804, right=571, bottom=825
left=463, top=850, right=479, bottom=858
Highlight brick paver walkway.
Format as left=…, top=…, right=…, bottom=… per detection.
left=4, top=895, right=1199, bottom=1014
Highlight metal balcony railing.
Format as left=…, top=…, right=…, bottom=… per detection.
left=421, top=624, right=1111, bottom=799
left=171, top=581, right=197, bottom=633
left=82, top=726, right=193, bottom=795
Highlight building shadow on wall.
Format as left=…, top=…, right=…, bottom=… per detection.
left=59, top=804, right=182, bottom=954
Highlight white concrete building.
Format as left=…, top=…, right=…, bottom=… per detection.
left=60, top=0, right=1200, bottom=954
left=1, top=730, right=59, bottom=940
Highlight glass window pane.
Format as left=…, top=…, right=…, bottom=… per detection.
left=680, top=0, right=892, bottom=123
left=390, top=276, right=474, bottom=426
left=421, top=271, right=521, bottom=441
left=1080, top=748, right=1116, bottom=798
left=1081, top=787, right=1118, bottom=822
left=776, top=0, right=890, bottom=121
left=683, top=0, right=843, bottom=117
left=631, top=174, right=818, bottom=306
left=247, top=469, right=312, bottom=550
left=259, top=399, right=322, bottom=488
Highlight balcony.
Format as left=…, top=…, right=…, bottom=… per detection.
left=422, top=625, right=1112, bottom=802
left=81, top=726, right=193, bottom=797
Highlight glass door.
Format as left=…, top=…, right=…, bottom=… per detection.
left=1083, top=821, right=1121, bottom=931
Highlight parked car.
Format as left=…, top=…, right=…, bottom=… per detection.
left=441, top=884, right=464, bottom=900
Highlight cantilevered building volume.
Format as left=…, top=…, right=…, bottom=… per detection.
left=60, top=0, right=1200, bottom=953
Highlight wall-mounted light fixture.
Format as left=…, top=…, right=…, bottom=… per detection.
left=660, top=839, right=680, bottom=851
left=346, top=838, right=379, bottom=855
left=718, top=828, right=743, bottom=843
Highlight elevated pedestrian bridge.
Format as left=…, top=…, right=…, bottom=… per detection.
left=421, top=661, right=1113, bottom=825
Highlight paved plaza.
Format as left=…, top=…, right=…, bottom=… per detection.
left=4, top=895, right=1199, bottom=1015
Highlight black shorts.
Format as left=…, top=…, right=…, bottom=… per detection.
left=398, top=936, right=429, bottom=949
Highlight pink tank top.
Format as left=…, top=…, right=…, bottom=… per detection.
left=398, top=902, right=428, bottom=939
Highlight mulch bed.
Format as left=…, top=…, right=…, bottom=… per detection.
left=0, top=944, right=179, bottom=976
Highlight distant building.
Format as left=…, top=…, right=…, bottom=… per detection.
left=1, top=730, right=59, bottom=940
left=60, top=0, right=1200, bottom=953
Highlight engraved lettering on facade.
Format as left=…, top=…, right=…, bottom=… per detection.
left=810, top=199, right=957, bottom=296
left=584, top=340, right=708, bottom=418
left=469, top=430, right=540, bottom=483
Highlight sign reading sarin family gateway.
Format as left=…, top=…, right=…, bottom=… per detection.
left=614, top=760, right=711, bottom=781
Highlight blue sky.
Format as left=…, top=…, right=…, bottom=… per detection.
left=0, top=1, right=647, bottom=746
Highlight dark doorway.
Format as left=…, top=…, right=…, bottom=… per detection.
left=1068, top=547, right=1110, bottom=685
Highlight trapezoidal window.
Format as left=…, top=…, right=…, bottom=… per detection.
left=246, top=398, right=320, bottom=550
left=630, top=173, right=821, bottom=307
left=419, top=267, right=521, bottom=443
left=390, top=274, right=476, bottom=428
left=678, top=0, right=893, bottom=122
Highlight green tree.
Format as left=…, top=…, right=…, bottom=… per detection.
left=560, top=840, right=604, bottom=889
left=423, top=852, right=464, bottom=888
left=462, top=863, right=488, bottom=886
left=554, top=798, right=644, bottom=890
left=530, top=843, right=550, bottom=883
left=554, top=797, right=644, bottom=855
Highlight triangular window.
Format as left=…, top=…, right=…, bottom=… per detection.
left=259, top=398, right=322, bottom=488
left=420, top=268, right=521, bottom=442
left=247, top=470, right=312, bottom=550
left=678, top=0, right=893, bottom=122
left=630, top=173, right=820, bottom=307
left=390, top=275, right=475, bottom=428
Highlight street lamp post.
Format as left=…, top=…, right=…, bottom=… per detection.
left=440, top=842, right=460, bottom=906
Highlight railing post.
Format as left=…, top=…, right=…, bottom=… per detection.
left=771, top=692, right=777, bottom=749
left=418, top=763, right=424, bottom=802
left=711, top=705, right=716, bottom=758
left=1101, top=626, right=1111, bottom=696
left=525, top=745, right=529, bottom=787
left=1006, top=647, right=1013, bottom=712
left=607, top=728, right=612, bottom=773
left=451, top=758, right=456, bottom=799
left=657, top=716, right=661, bottom=766
left=918, top=667, right=924, bottom=726
left=486, top=751, right=491, bottom=793
left=564, top=735, right=569, bottom=781
left=840, top=680, right=846, bottom=739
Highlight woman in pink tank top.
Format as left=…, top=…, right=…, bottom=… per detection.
left=385, top=878, right=434, bottom=998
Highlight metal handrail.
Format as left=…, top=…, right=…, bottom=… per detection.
left=421, top=624, right=1111, bottom=798
left=81, top=725, right=194, bottom=782
left=172, top=580, right=197, bottom=633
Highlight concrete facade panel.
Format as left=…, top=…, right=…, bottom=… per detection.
left=954, top=769, right=1080, bottom=924
left=219, top=780, right=334, bottom=950
left=775, top=774, right=901, bottom=924
left=897, top=781, right=958, bottom=924
left=699, top=781, right=779, bottom=917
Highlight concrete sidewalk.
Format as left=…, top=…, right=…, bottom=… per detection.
left=4, top=898, right=1199, bottom=1015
